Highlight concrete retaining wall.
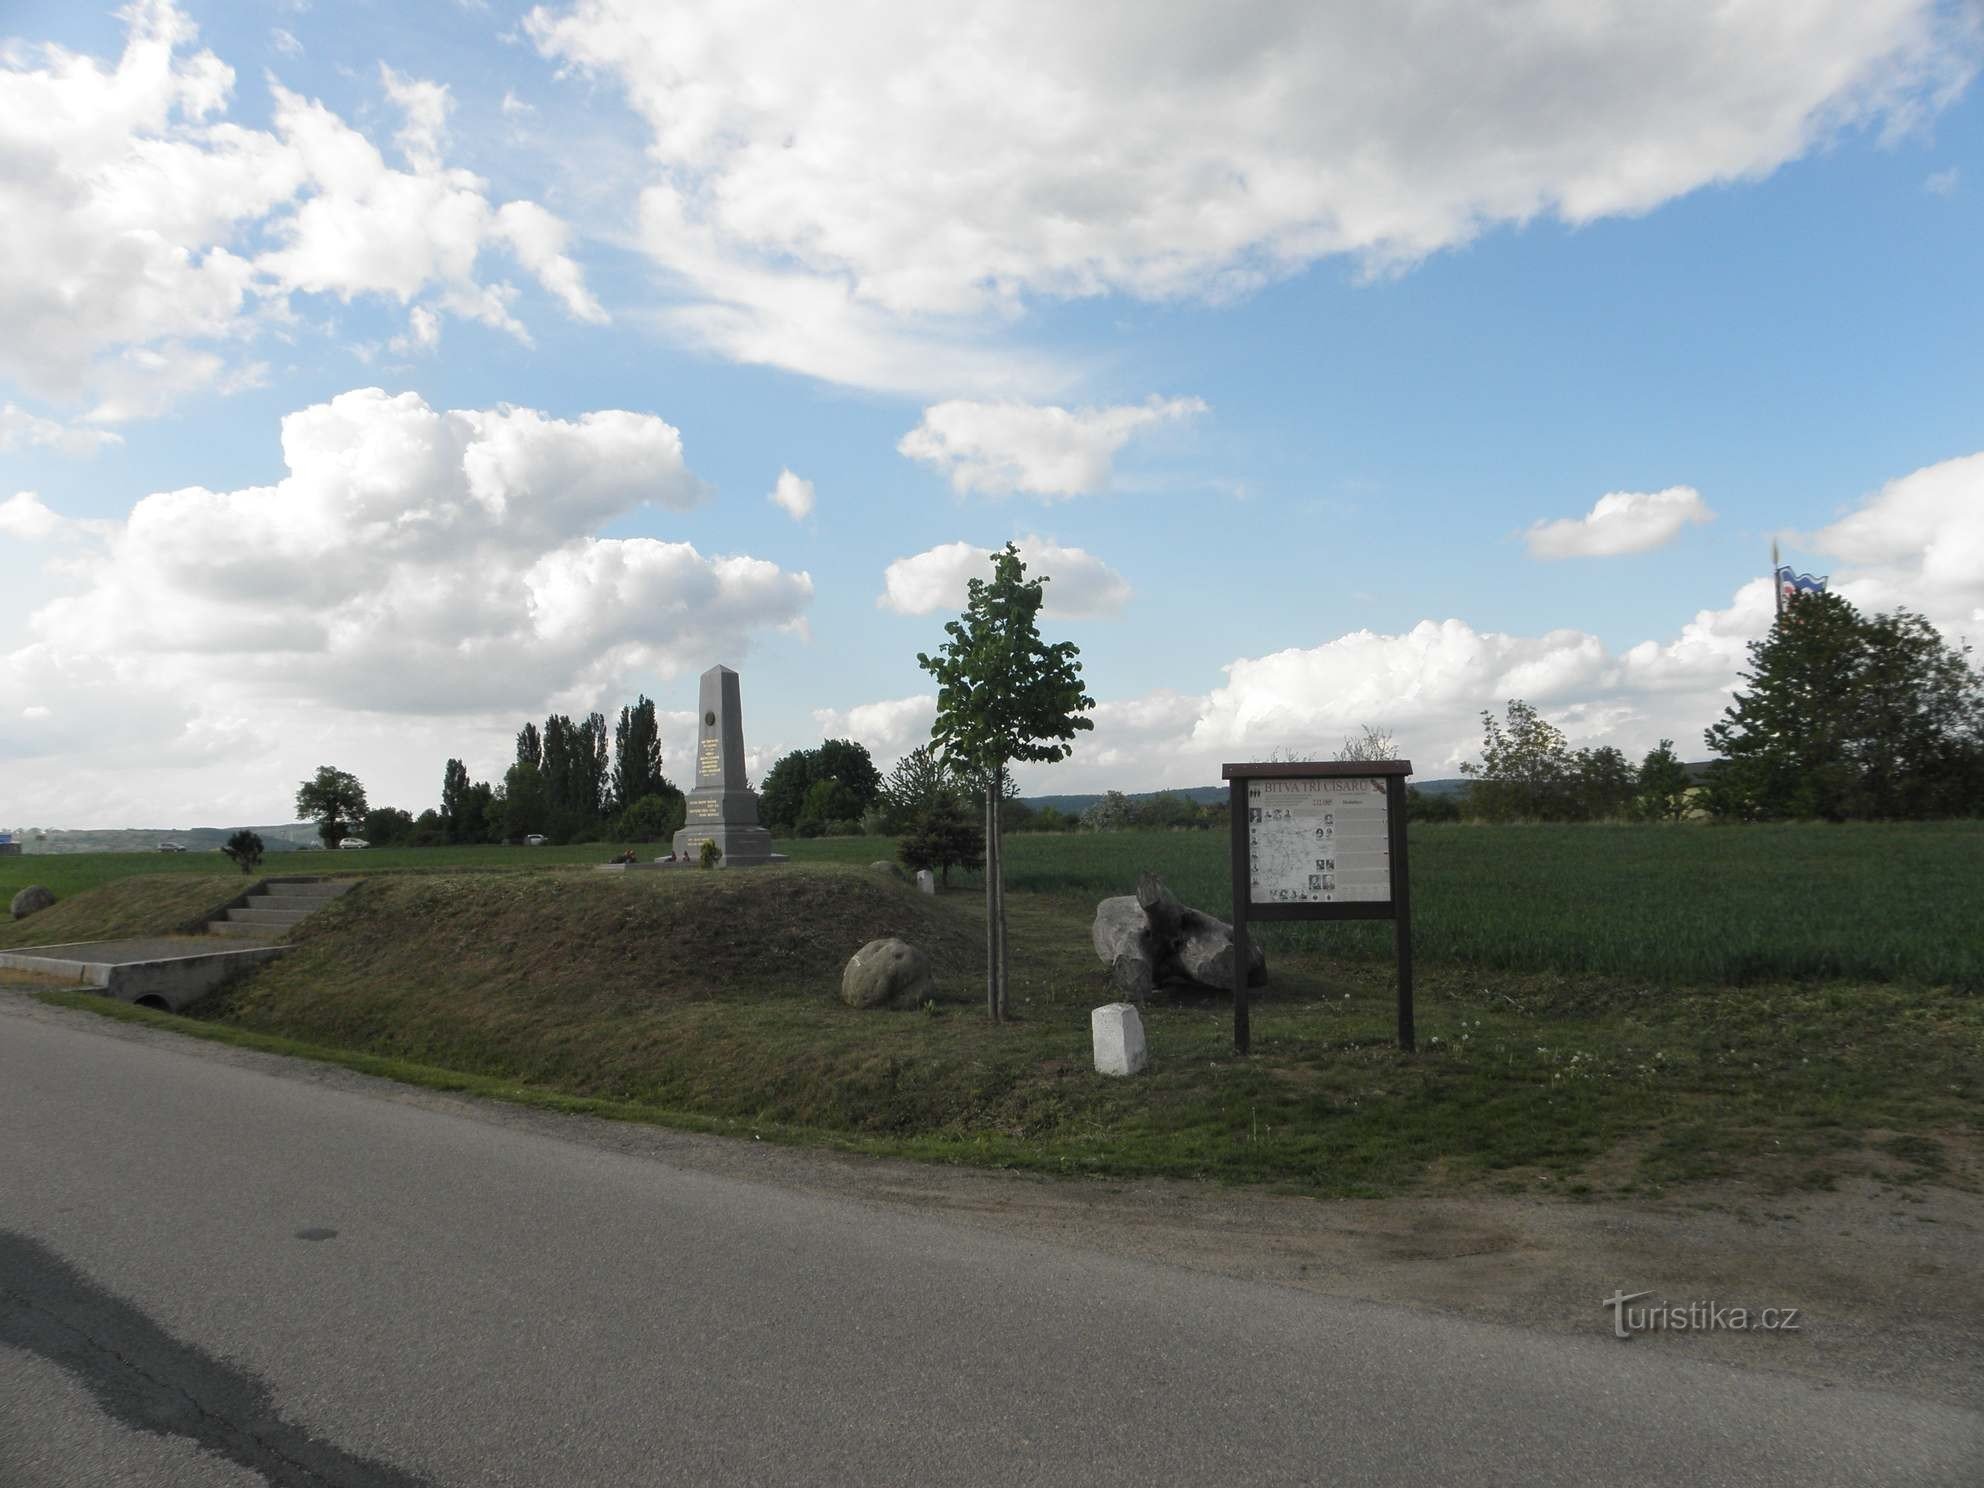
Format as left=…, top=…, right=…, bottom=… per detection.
left=0, top=941, right=287, bottom=1013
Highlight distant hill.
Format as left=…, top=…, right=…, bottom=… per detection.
left=5, top=824, right=320, bottom=855
left=1021, top=764, right=1716, bottom=816
left=1020, top=780, right=1474, bottom=815
left=1019, top=786, right=1227, bottom=817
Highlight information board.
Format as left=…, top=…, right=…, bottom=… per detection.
left=1245, top=777, right=1391, bottom=905
left=1224, top=760, right=1415, bottom=1054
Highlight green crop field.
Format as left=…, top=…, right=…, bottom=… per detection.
left=8, top=821, right=1980, bottom=986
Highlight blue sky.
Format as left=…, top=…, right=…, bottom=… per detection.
left=2, top=1, right=1981, bottom=826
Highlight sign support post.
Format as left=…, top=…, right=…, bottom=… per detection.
left=1228, top=776, right=1252, bottom=1054
left=1223, top=760, right=1415, bottom=1055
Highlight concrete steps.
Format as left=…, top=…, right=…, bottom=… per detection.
left=205, top=879, right=354, bottom=942
left=1, top=879, right=356, bottom=1014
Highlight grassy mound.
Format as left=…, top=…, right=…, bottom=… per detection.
left=0, top=873, right=243, bottom=949
left=205, top=864, right=1092, bottom=1138
left=243, top=863, right=985, bottom=1004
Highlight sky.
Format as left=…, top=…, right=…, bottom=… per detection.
left=2, top=0, right=1982, bottom=828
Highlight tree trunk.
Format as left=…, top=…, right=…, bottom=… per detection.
left=985, top=777, right=998, bottom=1021
left=993, top=764, right=1010, bottom=1021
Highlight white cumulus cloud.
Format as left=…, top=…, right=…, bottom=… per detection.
left=1526, top=486, right=1714, bottom=559
left=768, top=468, right=815, bottom=522
left=878, top=536, right=1131, bottom=619
left=1038, top=444, right=1984, bottom=794
left=898, top=397, right=1206, bottom=499
left=809, top=695, right=938, bottom=767
left=528, top=0, right=1973, bottom=392
left=1807, top=450, right=1984, bottom=627
left=0, top=405, right=123, bottom=457
left=0, top=492, right=65, bottom=541
left=0, top=1, right=604, bottom=417
left=15, top=388, right=805, bottom=725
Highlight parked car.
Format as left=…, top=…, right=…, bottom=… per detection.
left=524, top=834, right=547, bottom=846
left=158, top=842, right=186, bottom=853
left=339, top=837, right=370, bottom=850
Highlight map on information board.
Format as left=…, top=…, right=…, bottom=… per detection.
left=1246, top=777, right=1391, bottom=905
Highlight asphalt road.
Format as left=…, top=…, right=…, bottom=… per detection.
left=2, top=997, right=1978, bottom=1487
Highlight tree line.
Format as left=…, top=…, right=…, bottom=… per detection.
left=1451, top=592, right=1981, bottom=822
left=293, top=695, right=687, bottom=848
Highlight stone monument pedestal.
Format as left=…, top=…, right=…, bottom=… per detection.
left=668, top=664, right=787, bottom=868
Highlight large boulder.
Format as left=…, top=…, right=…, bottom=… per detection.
left=841, top=937, right=935, bottom=1009
left=10, top=885, right=54, bottom=920
left=1090, top=872, right=1265, bottom=1003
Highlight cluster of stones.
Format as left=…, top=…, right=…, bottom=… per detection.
left=1090, top=871, right=1265, bottom=1004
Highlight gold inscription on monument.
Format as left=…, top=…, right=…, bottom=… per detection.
left=688, top=798, right=718, bottom=819
left=698, top=738, right=720, bottom=779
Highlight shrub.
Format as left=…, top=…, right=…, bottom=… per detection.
left=617, top=791, right=687, bottom=843
left=221, top=830, right=265, bottom=874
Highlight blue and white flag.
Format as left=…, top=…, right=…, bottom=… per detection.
left=1775, top=564, right=1829, bottom=603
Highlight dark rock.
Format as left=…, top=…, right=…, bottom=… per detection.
left=1089, top=872, right=1265, bottom=1000
left=10, top=885, right=55, bottom=920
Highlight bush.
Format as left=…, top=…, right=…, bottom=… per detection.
left=617, top=791, right=687, bottom=843
left=221, top=830, right=265, bottom=874
left=898, top=796, right=984, bottom=886
left=1405, top=788, right=1461, bottom=823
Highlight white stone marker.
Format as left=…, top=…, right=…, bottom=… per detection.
left=915, top=869, right=936, bottom=895
left=1091, top=1003, right=1148, bottom=1076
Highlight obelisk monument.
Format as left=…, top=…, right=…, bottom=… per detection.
left=671, top=665, right=784, bottom=866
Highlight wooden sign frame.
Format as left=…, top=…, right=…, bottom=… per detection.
left=1222, top=760, right=1415, bottom=1055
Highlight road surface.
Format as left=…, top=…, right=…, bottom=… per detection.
left=2, top=994, right=1978, bottom=1486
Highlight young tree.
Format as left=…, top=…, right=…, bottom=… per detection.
left=918, top=543, right=1095, bottom=1020
left=221, top=829, right=264, bottom=874
left=1636, top=739, right=1693, bottom=821
left=296, top=766, right=368, bottom=847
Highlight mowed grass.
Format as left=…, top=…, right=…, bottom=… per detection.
left=13, top=821, right=1983, bottom=986
left=26, top=856, right=1974, bottom=1198
left=0, top=873, right=244, bottom=949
